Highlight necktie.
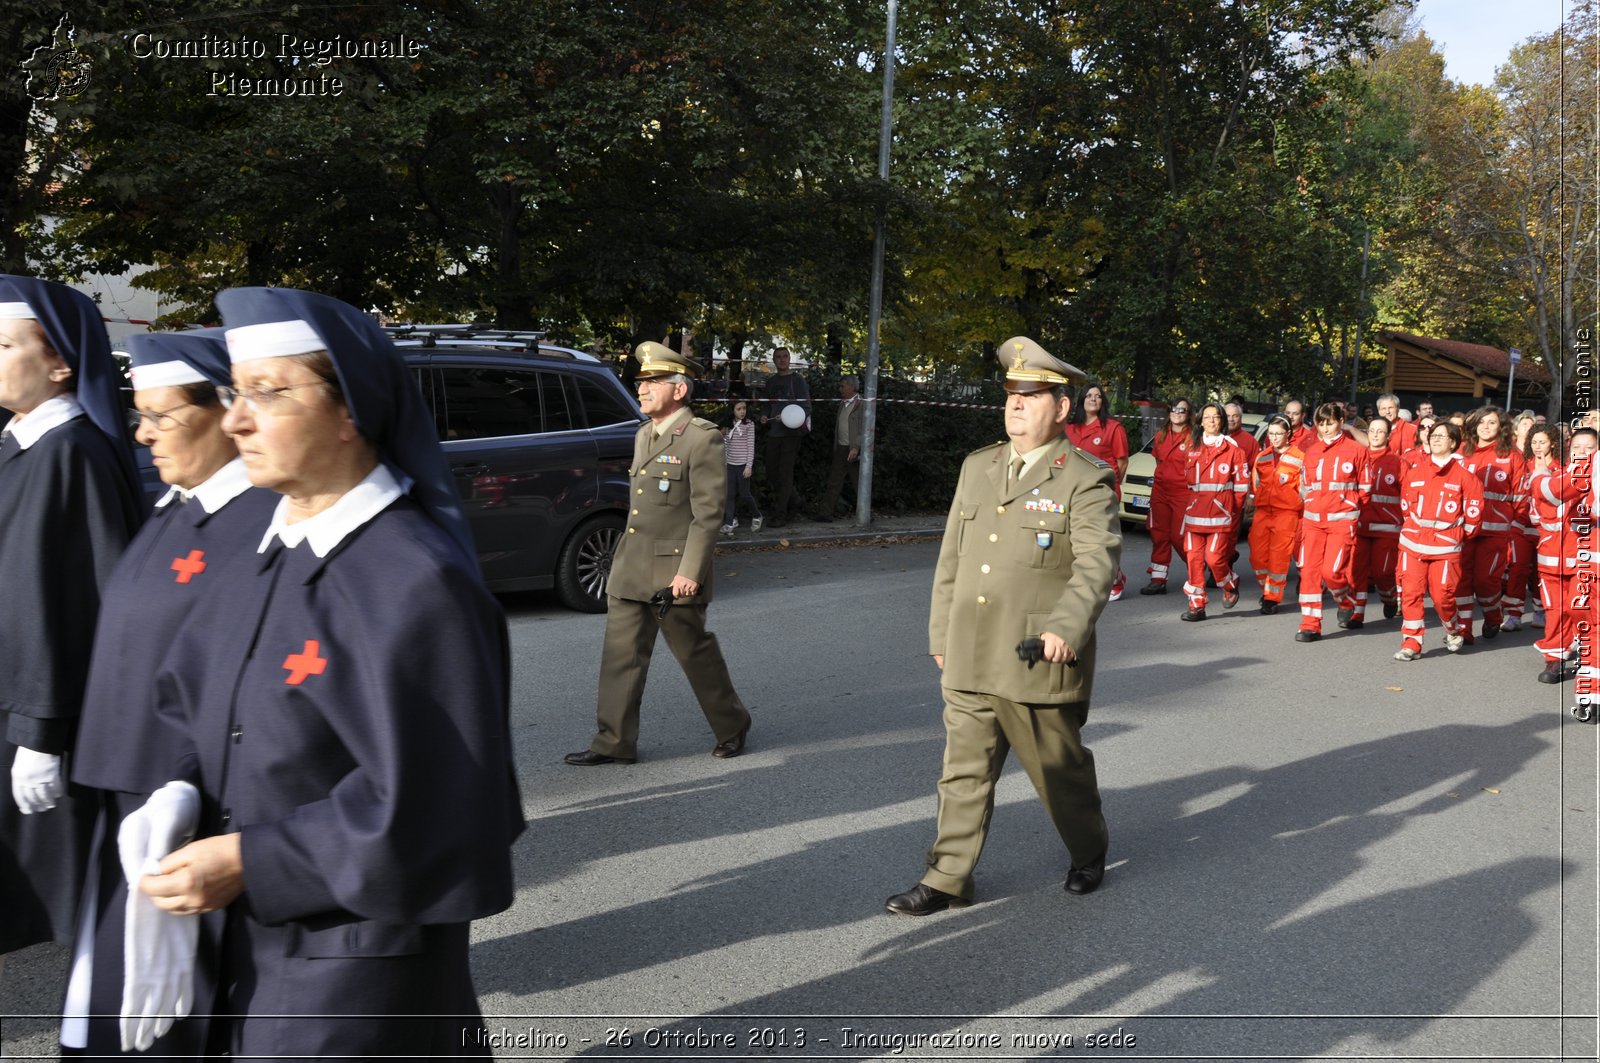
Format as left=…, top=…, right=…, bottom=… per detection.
left=1009, top=456, right=1025, bottom=486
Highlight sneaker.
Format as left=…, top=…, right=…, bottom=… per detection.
left=1336, top=605, right=1355, bottom=628
left=1501, top=615, right=1521, bottom=633
left=1222, top=586, right=1239, bottom=609
left=1537, top=660, right=1567, bottom=684
left=720, top=521, right=737, bottom=536
left=751, top=516, right=764, bottom=532
left=1530, top=610, right=1546, bottom=628
left=1345, top=617, right=1364, bottom=629
left=1179, top=608, right=1207, bottom=622
left=1444, top=632, right=1465, bottom=653
left=1260, top=600, right=1279, bottom=615
left=1108, top=571, right=1127, bottom=602
left=1394, top=647, right=1420, bottom=661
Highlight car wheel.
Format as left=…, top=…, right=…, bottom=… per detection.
left=557, top=514, right=625, bottom=612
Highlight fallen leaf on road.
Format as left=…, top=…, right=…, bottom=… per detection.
left=1446, top=792, right=1459, bottom=799
left=779, top=539, right=791, bottom=547
left=1385, top=686, right=1403, bottom=692
left=1482, top=787, right=1500, bottom=795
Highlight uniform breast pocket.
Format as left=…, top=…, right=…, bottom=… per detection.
left=1018, top=512, right=1069, bottom=568
left=648, top=463, right=685, bottom=504
left=955, top=503, right=978, bottom=555
left=286, top=918, right=425, bottom=959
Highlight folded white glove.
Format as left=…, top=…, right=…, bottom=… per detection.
left=118, top=782, right=201, bottom=1053
left=12, top=746, right=64, bottom=814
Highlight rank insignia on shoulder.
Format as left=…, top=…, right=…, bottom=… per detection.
left=1024, top=498, right=1065, bottom=514
left=655, top=454, right=683, bottom=464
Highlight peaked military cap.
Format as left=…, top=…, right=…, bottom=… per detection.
left=634, top=341, right=703, bottom=380
left=1000, top=336, right=1086, bottom=393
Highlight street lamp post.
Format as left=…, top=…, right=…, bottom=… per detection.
left=857, top=0, right=897, bottom=526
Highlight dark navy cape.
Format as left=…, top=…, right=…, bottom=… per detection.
left=66, top=483, right=277, bottom=1059
left=151, top=496, right=523, bottom=1057
left=0, top=417, right=143, bottom=952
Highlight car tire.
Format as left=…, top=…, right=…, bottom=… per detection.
left=557, top=513, right=625, bottom=612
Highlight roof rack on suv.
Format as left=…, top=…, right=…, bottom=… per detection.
left=384, top=324, right=548, bottom=350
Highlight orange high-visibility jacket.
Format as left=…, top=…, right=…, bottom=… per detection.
left=1253, top=446, right=1305, bottom=512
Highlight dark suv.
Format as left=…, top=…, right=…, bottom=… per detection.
left=387, top=327, right=643, bottom=610
left=124, top=327, right=644, bottom=611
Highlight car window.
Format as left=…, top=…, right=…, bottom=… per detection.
left=574, top=374, right=641, bottom=428
left=541, top=371, right=577, bottom=433
left=438, top=367, right=543, bottom=439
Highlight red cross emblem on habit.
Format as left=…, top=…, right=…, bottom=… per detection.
left=282, top=640, right=327, bottom=685
left=171, top=550, right=207, bottom=584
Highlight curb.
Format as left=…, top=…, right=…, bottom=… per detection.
left=715, top=525, right=945, bottom=552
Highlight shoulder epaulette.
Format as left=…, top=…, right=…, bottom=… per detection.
left=970, top=440, right=1007, bottom=457
left=1066, top=443, right=1110, bottom=470
left=690, top=416, right=720, bottom=432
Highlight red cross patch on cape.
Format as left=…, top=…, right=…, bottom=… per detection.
left=283, top=640, right=328, bottom=685
left=171, top=550, right=207, bottom=584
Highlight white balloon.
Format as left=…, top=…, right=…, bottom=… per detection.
left=780, top=404, right=806, bottom=429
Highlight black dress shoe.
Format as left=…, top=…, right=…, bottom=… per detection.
left=1139, top=580, right=1168, bottom=595
left=712, top=723, right=749, bottom=759
left=1179, top=608, right=1207, bottom=622
left=1064, top=853, right=1106, bottom=895
left=564, top=749, right=635, bottom=766
left=885, top=882, right=971, bottom=916
left=1294, top=630, right=1320, bottom=643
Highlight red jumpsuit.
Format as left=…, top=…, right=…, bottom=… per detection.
left=1351, top=448, right=1403, bottom=622
left=1503, top=461, right=1544, bottom=625
left=1385, top=419, right=1419, bottom=458
left=1226, top=428, right=1259, bottom=565
left=1297, top=433, right=1371, bottom=633
left=1249, top=445, right=1304, bottom=605
left=1069, top=416, right=1132, bottom=599
left=1181, top=435, right=1248, bottom=610
left=1397, top=455, right=1485, bottom=653
left=1459, top=448, right=1527, bottom=638
left=1147, top=430, right=1192, bottom=585
left=1529, top=462, right=1589, bottom=667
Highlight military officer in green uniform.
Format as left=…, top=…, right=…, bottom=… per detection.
left=565, top=343, right=752, bottom=765
left=886, top=337, right=1121, bottom=915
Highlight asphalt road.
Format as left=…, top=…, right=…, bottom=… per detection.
left=3, top=530, right=1596, bottom=1060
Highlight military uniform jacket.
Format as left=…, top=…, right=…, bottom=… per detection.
left=929, top=436, right=1121, bottom=705
left=609, top=410, right=725, bottom=604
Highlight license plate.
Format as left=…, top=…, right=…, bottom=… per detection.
left=1128, top=495, right=1150, bottom=510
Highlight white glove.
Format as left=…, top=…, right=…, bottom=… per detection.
left=12, top=746, right=64, bottom=814
left=118, top=782, right=201, bottom=1053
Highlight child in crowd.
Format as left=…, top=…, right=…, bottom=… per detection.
left=722, top=399, right=763, bottom=535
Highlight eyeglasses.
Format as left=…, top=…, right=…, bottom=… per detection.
left=215, top=382, right=326, bottom=412
left=127, top=402, right=201, bottom=431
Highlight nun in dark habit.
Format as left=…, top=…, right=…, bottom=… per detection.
left=122, top=287, right=523, bottom=1058
left=62, top=328, right=278, bottom=1056
left=0, top=276, right=143, bottom=987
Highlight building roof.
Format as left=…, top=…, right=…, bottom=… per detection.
left=1378, top=330, right=1551, bottom=385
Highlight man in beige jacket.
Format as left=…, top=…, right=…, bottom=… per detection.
left=565, top=343, right=751, bottom=765
left=886, top=337, right=1121, bottom=915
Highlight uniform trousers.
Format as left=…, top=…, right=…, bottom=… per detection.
left=1147, top=482, right=1184, bottom=581
left=765, top=434, right=803, bottom=522
left=1503, top=534, right=1537, bottom=620
left=1534, top=572, right=1580, bottom=663
left=1458, top=535, right=1509, bottom=632
left=920, top=687, right=1107, bottom=900
left=591, top=597, right=750, bottom=760
left=1297, top=521, right=1357, bottom=633
left=1182, top=527, right=1238, bottom=610
left=1249, top=507, right=1300, bottom=604
left=1398, top=548, right=1463, bottom=653
left=1349, top=534, right=1399, bottom=620
left=818, top=443, right=858, bottom=516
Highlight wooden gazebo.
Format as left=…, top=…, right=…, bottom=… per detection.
left=1377, top=330, right=1551, bottom=412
